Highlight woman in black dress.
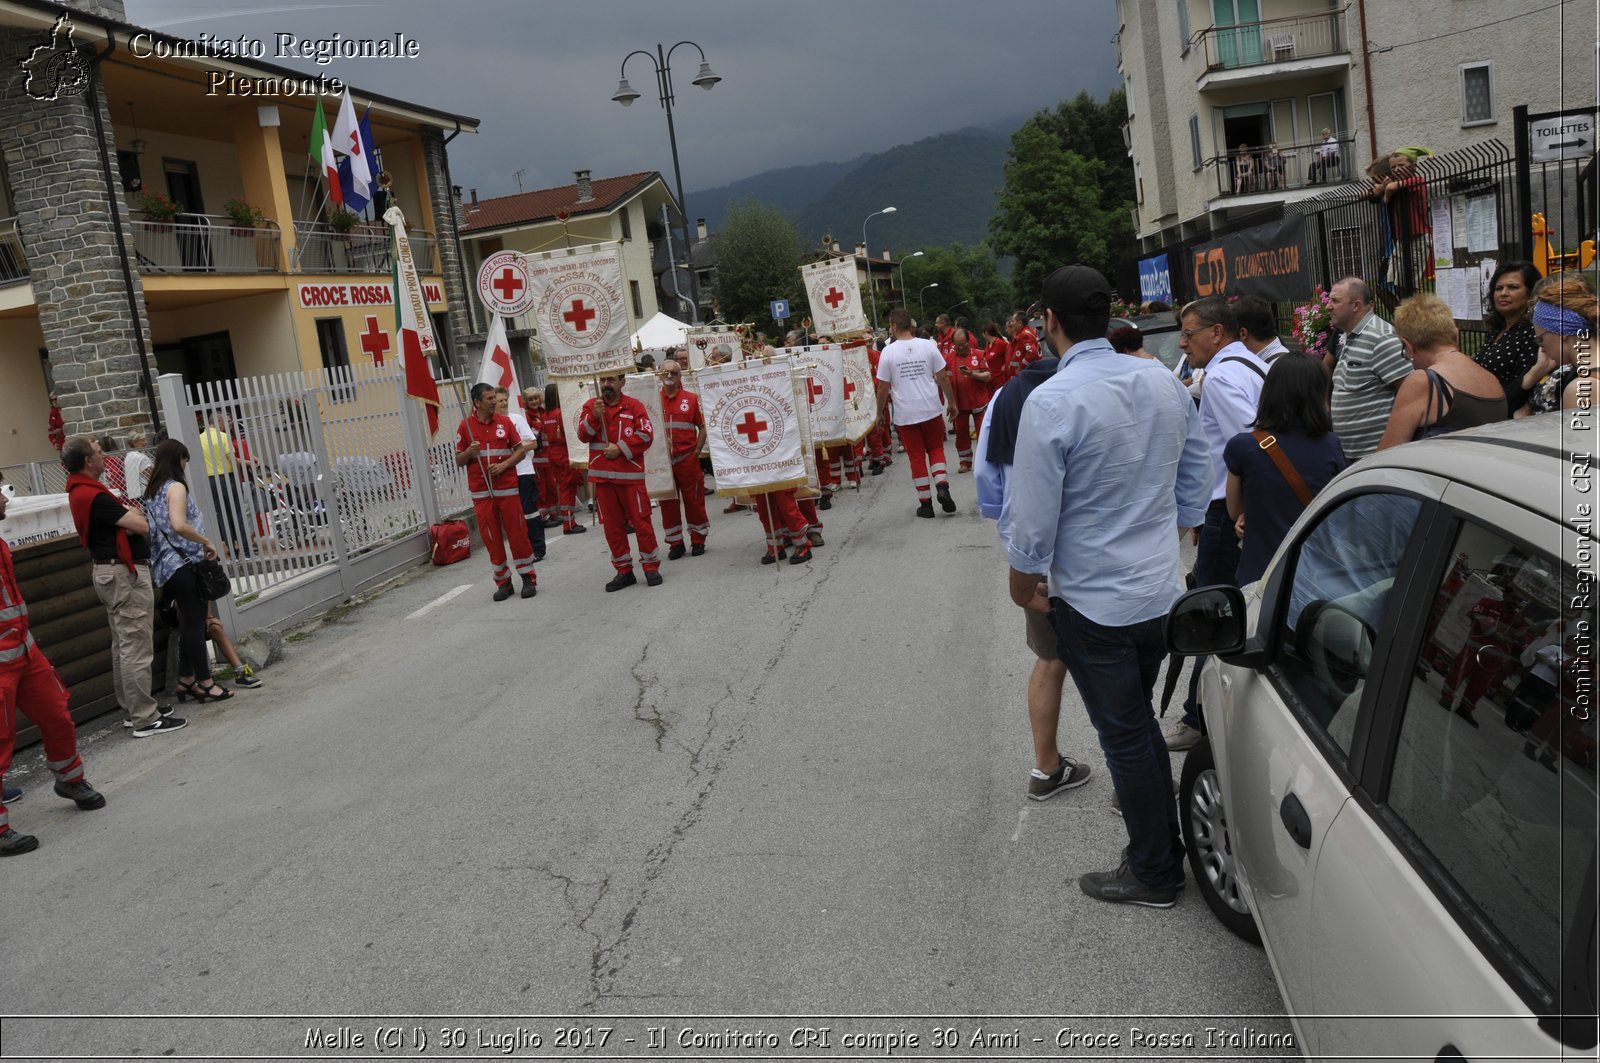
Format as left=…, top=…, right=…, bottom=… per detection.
left=1474, top=261, right=1541, bottom=411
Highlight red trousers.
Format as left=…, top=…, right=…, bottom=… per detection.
left=549, top=459, right=580, bottom=528
left=593, top=478, right=659, bottom=573
left=816, top=448, right=838, bottom=498
left=659, top=458, right=709, bottom=547
left=868, top=425, right=893, bottom=463
left=953, top=407, right=986, bottom=465
left=896, top=416, right=950, bottom=501
left=473, top=492, right=535, bottom=586
left=754, top=489, right=809, bottom=553
left=796, top=496, right=822, bottom=534
left=533, top=460, right=557, bottom=518
left=829, top=443, right=861, bottom=485
left=1, top=645, right=86, bottom=833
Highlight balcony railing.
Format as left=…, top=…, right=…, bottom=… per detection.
left=1207, top=135, right=1356, bottom=199
left=291, top=221, right=437, bottom=275
left=1194, top=9, right=1346, bottom=76
left=130, top=213, right=283, bottom=274
left=0, top=217, right=27, bottom=285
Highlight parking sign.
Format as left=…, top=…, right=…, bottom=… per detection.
left=770, top=299, right=790, bottom=321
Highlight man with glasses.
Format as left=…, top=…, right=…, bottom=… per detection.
left=658, top=355, right=709, bottom=559
left=578, top=370, right=663, bottom=591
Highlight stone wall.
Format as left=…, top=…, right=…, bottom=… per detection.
left=0, top=27, right=156, bottom=443
left=420, top=130, right=476, bottom=368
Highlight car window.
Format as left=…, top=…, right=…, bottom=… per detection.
left=1385, top=520, right=1595, bottom=1001
left=1276, top=492, right=1423, bottom=757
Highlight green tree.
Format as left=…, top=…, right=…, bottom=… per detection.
left=895, top=242, right=1010, bottom=326
left=989, top=90, right=1136, bottom=303
left=708, top=199, right=809, bottom=334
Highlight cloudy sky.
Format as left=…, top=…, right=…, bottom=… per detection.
left=125, top=0, right=1120, bottom=198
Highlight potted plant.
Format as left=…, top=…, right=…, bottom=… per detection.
left=327, top=206, right=359, bottom=240
left=222, top=197, right=265, bottom=233
left=135, top=190, right=181, bottom=231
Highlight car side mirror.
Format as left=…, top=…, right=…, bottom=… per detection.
left=1167, top=585, right=1249, bottom=656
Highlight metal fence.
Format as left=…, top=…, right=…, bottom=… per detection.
left=156, top=365, right=473, bottom=635
left=130, top=214, right=283, bottom=274
left=291, top=221, right=438, bottom=275
left=1207, top=135, right=1356, bottom=198
left=1192, top=8, right=1346, bottom=76
left=0, top=216, right=27, bottom=284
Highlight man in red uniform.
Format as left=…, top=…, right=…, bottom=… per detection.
left=753, top=489, right=813, bottom=565
left=950, top=327, right=994, bottom=473
left=455, top=382, right=537, bottom=601
left=521, top=386, right=558, bottom=528
left=0, top=479, right=107, bottom=856
left=983, top=321, right=1012, bottom=390
left=538, top=383, right=585, bottom=536
left=875, top=307, right=959, bottom=517
left=578, top=370, right=663, bottom=591
left=657, top=356, right=709, bottom=560
left=1006, top=311, right=1041, bottom=379
left=933, top=313, right=956, bottom=366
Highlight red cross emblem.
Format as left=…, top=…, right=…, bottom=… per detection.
left=493, top=268, right=524, bottom=302
left=806, top=377, right=824, bottom=404
left=359, top=316, right=390, bottom=365
left=735, top=411, right=768, bottom=444
left=843, top=378, right=857, bottom=401
left=564, top=299, right=597, bottom=332
left=823, top=286, right=846, bottom=309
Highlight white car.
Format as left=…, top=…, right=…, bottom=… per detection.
left=1167, top=414, right=1597, bottom=1060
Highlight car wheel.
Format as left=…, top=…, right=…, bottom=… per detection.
left=1180, top=736, right=1262, bottom=945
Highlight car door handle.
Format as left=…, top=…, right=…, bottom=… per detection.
left=1280, top=792, right=1313, bottom=849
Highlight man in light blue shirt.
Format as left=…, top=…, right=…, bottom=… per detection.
left=1004, top=265, right=1210, bottom=909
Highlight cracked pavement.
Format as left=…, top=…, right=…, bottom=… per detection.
left=2, top=466, right=1286, bottom=1045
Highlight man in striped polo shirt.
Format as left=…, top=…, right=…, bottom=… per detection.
left=1326, top=277, right=1411, bottom=460
left=455, top=383, right=538, bottom=601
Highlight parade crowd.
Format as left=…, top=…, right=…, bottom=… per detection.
left=3, top=250, right=1595, bottom=901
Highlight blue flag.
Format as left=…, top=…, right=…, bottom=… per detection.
left=338, top=107, right=381, bottom=213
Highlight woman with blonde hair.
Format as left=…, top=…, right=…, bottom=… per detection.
left=1517, top=274, right=1598, bottom=415
left=1376, top=294, right=1506, bottom=450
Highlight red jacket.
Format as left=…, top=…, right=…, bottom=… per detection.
left=455, top=413, right=521, bottom=498
left=0, top=536, right=36, bottom=671
left=1008, top=327, right=1040, bottom=375
left=659, top=387, right=704, bottom=464
left=539, top=408, right=569, bottom=466
left=986, top=337, right=1012, bottom=388
left=953, top=349, right=994, bottom=410
left=577, top=394, right=654, bottom=484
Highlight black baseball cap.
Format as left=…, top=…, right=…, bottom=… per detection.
left=1039, top=264, right=1112, bottom=320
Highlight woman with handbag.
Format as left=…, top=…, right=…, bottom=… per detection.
left=1223, top=354, right=1348, bottom=586
left=142, top=440, right=234, bottom=704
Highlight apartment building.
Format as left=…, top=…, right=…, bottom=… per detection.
left=1120, top=0, right=1595, bottom=254
left=0, top=0, right=477, bottom=468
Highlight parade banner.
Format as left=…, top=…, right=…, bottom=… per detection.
left=526, top=244, right=633, bottom=378
left=801, top=257, right=868, bottom=337
left=622, top=371, right=676, bottom=501
left=793, top=359, right=821, bottom=500
left=841, top=341, right=877, bottom=443
left=783, top=343, right=847, bottom=446
left=1189, top=216, right=1310, bottom=301
left=558, top=378, right=597, bottom=469
left=684, top=326, right=757, bottom=371
left=699, top=360, right=809, bottom=496
left=1138, top=253, right=1173, bottom=306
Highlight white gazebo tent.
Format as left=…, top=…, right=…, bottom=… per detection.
left=630, top=312, right=689, bottom=360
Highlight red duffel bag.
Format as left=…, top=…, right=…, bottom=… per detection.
left=429, top=520, right=471, bottom=565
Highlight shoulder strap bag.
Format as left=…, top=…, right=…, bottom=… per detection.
left=1250, top=430, right=1314, bottom=508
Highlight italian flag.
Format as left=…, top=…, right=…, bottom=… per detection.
left=386, top=206, right=441, bottom=436
left=309, top=97, right=342, bottom=207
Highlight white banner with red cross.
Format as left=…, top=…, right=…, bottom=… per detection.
left=526, top=243, right=633, bottom=378
left=683, top=325, right=758, bottom=372
left=801, top=257, right=867, bottom=337
left=623, top=371, right=677, bottom=500
left=780, top=343, right=847, bottom=446
left=699, top=359, right=809, bottom=496
left=558, top=378, right=598, bottom=469
left=841, top=340, right=877, bottom=443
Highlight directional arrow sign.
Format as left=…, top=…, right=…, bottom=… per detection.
left=1530, top=112, right=1596, bottom=163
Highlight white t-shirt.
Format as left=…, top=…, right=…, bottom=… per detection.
left=507, top=410, right=538, bottom=477
left=123, top=449, right=152, bottom=496
left=875, top=337, right=947, bottom=426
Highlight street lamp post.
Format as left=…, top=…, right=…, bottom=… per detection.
left=919, top=282, right=939, bottom=321
left=895, top=250, right=923, bottom=310
left=946, top=299, right=971, bottom=318
left=862, top=206, right=896, bottom=336
left=613, top=42, right=721, bottom=326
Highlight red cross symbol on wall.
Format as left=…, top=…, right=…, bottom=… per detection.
left=806, top=378, right=824, bottom=404
left=823, top=286, right=846, bottom=309
left=735, top=410, right=768, bottom=444
left=564, top=298, right=597, bottom=331
left=493, top=268, right=523, bottom=303
left=843, top=378, right=857, bottom=401
left=359, top=316, right=390, bottom=365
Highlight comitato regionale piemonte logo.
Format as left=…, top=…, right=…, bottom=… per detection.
left=21, top=14, right=91, bottom=101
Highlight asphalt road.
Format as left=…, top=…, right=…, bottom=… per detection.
left=2, top=462, right=1294, bottom=1060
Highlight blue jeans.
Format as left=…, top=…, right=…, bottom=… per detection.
left=1182, top=498, right=1241, bottom=726
left=517, top=474, right=546, bottom=555
left=1053, top=599, right=1186, bottom=889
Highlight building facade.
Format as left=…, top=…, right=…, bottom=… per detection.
left=1121, top=0, right=1596, bottom=253
left=0, top=0, right=478, bottom=469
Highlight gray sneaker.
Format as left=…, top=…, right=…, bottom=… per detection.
left=1163, top=720, right=1203, bottom=751
left=1027, top=758, right=1092, bottom=801
left=1079, top=859, right=1183, bottom=908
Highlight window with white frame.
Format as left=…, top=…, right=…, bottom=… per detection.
left=1189, top=113, right=1202, bottom=171
left=1460, top=62, right=1495, bottom=126
left=1178, top=0, right=1190, bottom=54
